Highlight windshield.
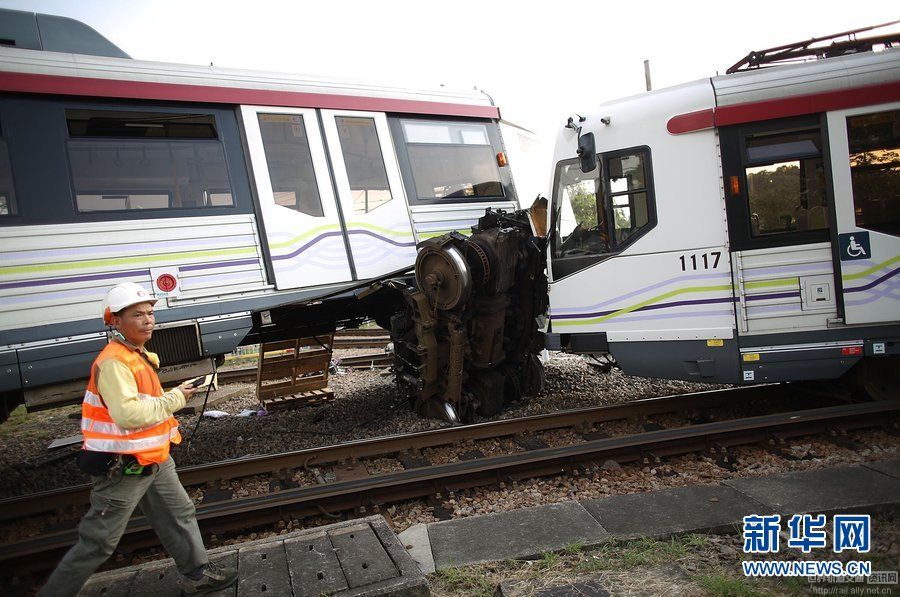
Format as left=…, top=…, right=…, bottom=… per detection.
left=552, top=159, right=606, bottom=258
left=401, top=120, right=504, bottom=200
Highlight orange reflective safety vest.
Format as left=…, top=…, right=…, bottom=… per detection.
left=81, top=340, right=181, bottom=465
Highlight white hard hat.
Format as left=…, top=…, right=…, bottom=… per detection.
left=102, top=282, right=157, bottom=324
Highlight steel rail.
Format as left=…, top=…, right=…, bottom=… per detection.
left=334, top=353, right=393, bottom=369
left=1, top=399, right=895, bottom=575
left=334, top=329, right=391, bottom=337
left=215, top=368, right=257, bottom=384
left=0, top=385, right=778, bottom=522
left=332, top=338, right=391, bottom=349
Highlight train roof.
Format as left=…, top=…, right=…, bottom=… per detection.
left=0, top=8, right=130, bottom=58
left=552, top=44, right=899, bottom=150
left=0, top=13, right=499, bottom=120
left=667, top=47, right=900, bottom=135
left=711, top=46, right=900, bottom=107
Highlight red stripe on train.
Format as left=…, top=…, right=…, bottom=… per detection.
left=668, top=80, right=900, bottom=134
left=0, top=71, right=501, bottom=119
left=666, top=108, right=715, bottom=134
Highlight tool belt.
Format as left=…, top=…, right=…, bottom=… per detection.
left=76, top=451, right=156, bottom=476
left=122, top=455, right=156, bottom=476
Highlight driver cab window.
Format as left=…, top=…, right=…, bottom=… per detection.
left=554, top=159, right=608, bottom=258
left=552, top=147, right=655, bottom=279
left=608, top=152, right=651, bottom=244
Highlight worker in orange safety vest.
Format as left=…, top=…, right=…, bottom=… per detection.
left=40, top=282, right=237, bottom=596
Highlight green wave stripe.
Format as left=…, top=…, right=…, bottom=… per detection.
left=2, top=221, right=420, bottom=279
left=842, top=254, right=900, bottom=281
left=268, top=221, right=417, bottom=252
left=346, top=221, right=416, bottom=239
left=553, top=255, right=900, bottom=329
left=267, top=223, right=342, bottom=251
left=0, top=246, right=255, bottom=277
left=553, top=283, right=732, bottom=327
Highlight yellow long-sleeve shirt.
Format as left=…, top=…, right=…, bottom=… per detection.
left=96, top=349, right=186, bottom=429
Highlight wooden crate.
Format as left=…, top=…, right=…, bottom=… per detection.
left=256, top=335, right=334, bottom=408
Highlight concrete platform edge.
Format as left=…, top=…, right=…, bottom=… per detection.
left=427, top=459, right=900, bottom=572
left=397, top=523, right=435, bottom=575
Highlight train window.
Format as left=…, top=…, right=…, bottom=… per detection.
left=744, top=128, right=827, bottom=236
left=847, top=109, right=900, bottom=237
left=551, top=146, right=655, bottom=278
left=401, top=120, right=503, bottom=201
left=257, top=114, right=323, bottom=217
left=553, top=158, right=607, bottom=258
left=66, top=109, right=234, bottom=212
left=335, top=117, right=392, bottom=214
left=746, top=129, right=821, bottom=162
left=607, top=152, right=651, bottom=245
left=0, top=131, right=16, bottom=216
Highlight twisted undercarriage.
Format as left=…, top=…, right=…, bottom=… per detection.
left=388, top=208, right=549, bottom=422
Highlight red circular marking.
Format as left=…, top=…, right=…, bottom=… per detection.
left=156, top=273, right=177, bottom=293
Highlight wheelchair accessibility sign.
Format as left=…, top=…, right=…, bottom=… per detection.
left=839, top=231, right=871, bottom=261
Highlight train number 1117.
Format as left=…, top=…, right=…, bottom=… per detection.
left=678, top=251, right=721, bottom=271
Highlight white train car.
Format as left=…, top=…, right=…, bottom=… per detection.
left=546, top=34, right=899, bottom=394
left=0, top=10, right=519, bottom=416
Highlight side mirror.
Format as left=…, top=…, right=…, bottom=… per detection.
left=577, top=132, right=597, bottom=173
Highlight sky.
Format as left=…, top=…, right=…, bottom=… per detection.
left=2, top=0, right=898, bottom=192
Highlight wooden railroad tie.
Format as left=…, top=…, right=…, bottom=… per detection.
left=261, top=387, right=335, bottom=411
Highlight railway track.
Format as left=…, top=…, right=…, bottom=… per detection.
left=332, top=338, right=391, bottom=349
left=334, top=352, right=393, bottom=369
left=1, top=390, right=896, bottom=575
left=334, top=329, right=391, bottom=337
left=332, top=329, right=391, bottom=349
left=215, top=367, right=258, bottom=384
left=0, top=385, right=776, bottom=521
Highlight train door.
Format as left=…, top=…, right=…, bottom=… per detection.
left=241, top=106, right=353, bottom=290
left=321, top=110, right=418, bottom=279
left=826, top=105, right=900, bottom=326
left=721, top=115, right=840, bottom=338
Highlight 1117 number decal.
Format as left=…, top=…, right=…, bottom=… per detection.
left=678, top=251, right=721, bottom=271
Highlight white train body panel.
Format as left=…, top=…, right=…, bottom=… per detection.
left=410, top=201, right=519, bottom=240
left=549, top=80, right=732, bottom=341
left=547, top=47, right=900, bottom=384
left=732, top=243, right=837, bottom=334
left=550, top=249, right=735, bottom=341
left=0, top=215, right=268, bottom=330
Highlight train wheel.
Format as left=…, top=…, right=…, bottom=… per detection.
left=414, top=396, right=460, bottom=423
left=851, top=356, right=900, bottom=401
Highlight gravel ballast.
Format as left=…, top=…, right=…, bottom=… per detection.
left=0, top=353, right=728, bottom=499
left=3, top=352, right=899, bottom=595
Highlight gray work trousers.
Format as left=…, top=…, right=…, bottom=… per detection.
left=39, top=456, right=208, bottom=597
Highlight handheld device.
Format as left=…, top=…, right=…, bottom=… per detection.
left=183, top=373, right=215, bottom=389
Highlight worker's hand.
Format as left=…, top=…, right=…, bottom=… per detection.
left=176, top=382, right=198, bottom=400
